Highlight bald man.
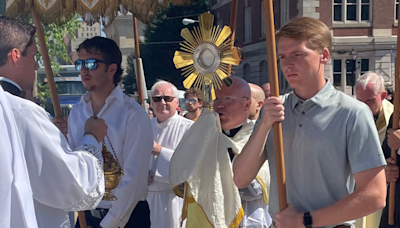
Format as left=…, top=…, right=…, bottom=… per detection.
left=261, top=83, right=271, bottom=98
left=169, top=77, right=271, bottom=228
left=248, top=83, right=266, bottom=122
left=213, top=77, right=272, bottom=228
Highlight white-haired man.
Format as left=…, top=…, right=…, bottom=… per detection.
left=147, top=80, right=194, bottom=228
left=354, top=72, right=394, bottom=228
left=356, top=71, right=393, bottom=144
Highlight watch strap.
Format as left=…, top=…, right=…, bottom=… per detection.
left=303, top=212, right=313, bottom=228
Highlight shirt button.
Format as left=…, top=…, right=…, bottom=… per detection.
left=299, top=124, right=302, bottom=127
left=302, top=111, right=305, bottom=115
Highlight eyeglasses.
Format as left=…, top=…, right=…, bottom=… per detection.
left=152, top=96, right=175, bottom=103
left=184, top=98, right=198, bottom=104
left=74, top=59, right=112, bottom=71
left=213, top=96, right=249, bottom=105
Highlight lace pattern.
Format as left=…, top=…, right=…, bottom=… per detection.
left=64, top=144, right=104, bottom=211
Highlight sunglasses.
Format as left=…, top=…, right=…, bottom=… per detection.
left=152, top=96, right=175, bottom=103
left=74, top=59, right=112, bottom=71
left=184, top=98, right=198, bottom=104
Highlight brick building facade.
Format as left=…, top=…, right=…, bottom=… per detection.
left=211, top=0, right=399, bottom=95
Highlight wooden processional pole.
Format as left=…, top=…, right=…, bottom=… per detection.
left=262, top=0, right=287, bottom=211
left=388, top=2, right=400, bottom=225
left=133, top=16, right=144, bottom=106
left=229, top=0, right=238, bottom=46
left=31, top=9, right=88, bottom=228
left=31, top=10, right=61, bottom=118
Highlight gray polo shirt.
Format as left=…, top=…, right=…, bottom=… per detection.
left=262, top=81, right=386, bottom=228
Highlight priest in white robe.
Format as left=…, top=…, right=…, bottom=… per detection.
left=170, top=77, right=271, bottom=228
left=0, top=85, right=38, bottom=228
left=0, top=17, right=107, bottom=228
left=147, top=80, right=193, bottom=228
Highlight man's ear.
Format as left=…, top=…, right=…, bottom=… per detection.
left=198, top=100, right=204, bottom=106
left=320, top=48, right=330, bottom=64
left=9, top=48, right=21, bottom=65
left=381, top=91, right=387, bottom=100
left=244, top=99, right=251, bottom=111
left=257, top=100, right=264, bottom=111
left=108, top=63, right=118, bottom=76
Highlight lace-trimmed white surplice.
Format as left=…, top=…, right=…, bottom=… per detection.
left=5, top=91, right=105, bottom=228
left=0, top=86, right=38, bottom=228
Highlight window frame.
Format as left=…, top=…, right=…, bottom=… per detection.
left=395, top=0, right=399, bottom=25
left=261, top=1, right=265, bottom=38
left=244, top=6, right=252, bottom=43
left=280, top=0, right=289, bottom=27
left=332, top=57, right=371, bottom=88
left=333, top=0, right=372, bottom=27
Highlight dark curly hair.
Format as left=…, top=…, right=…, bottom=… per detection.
left=184, top=87, right=202, bottom=101
left=0, top=16, right=36, bottom=67
left=77, top=37, right=124, bottom=85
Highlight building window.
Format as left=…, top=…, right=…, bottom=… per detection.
left=261, top=1, right=265, bottom=37
left=244, top=6, right=252, bottom=42
left=95, top=33, right=97, bottom=36
left=90, top=33, right=93, bottom=36
left=217, top=13, right=223, bottom=27
left=333, top=58, right=370, bottom=87
left=81, top=33, right=83, bottom=37
left=396, top=0, right=399, bottom=21
left=87, top=33, right=89, bottom=36
left=260, top=61, right=268, bottom=84
left=82, top=28, right=84, bottom=31
left=281, top=0, right=289, bottom=27
left=360, top=59, right=369, bottom=75
left=244, top=64, right=251, bottom=82
left=86, top=27, right=88, bottom=31
left=90, top=27, right=92, bottom=31
left=94, top=27, right=96, bottom=31
left=333, top=59, right=342, bottom=86
left=333, top=0, right=370, bottom=23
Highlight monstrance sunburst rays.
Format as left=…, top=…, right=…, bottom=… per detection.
left=173, top=12, right=241, bottom=101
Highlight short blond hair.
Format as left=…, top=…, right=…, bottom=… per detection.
left=276, top=17, right=332, bottom=54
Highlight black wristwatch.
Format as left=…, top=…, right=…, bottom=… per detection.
left=303, top=212, right=313, bottom=228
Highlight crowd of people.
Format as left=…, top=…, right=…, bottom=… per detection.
left=0, top=14, right=399, bottom=228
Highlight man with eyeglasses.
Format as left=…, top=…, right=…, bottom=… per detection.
left=184, top=87, right=203, bottom=121
left=213, top=76, right=271, bottom=228
left=147, top=80, right=193, bottom=228
left=68, top=37, right=153, bottom=228
left=0, top=16, right=108, bottom=228
left=169, top=76, right=271, bottom=227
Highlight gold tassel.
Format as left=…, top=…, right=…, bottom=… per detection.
left=32, top=0, right=75, bottom=26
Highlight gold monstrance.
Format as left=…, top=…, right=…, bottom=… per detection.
left=173, top=12, right=241, bottom=104
left=102, top=140, right=123, bottom=201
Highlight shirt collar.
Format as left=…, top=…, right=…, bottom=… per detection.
left=156, top=112, right=179, bottom=127
left=223, top=123, right=244, bottom=137
left=291, top=79, right=335, bottom=110
left=81, top=86, right=124, bottom=103
left=0, top=77, right=22, bottom=91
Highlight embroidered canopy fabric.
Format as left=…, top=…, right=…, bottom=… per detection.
left=6, top=0, right=191, bottom=26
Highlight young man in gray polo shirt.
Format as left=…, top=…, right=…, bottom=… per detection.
left=233, top=17, right=387, bottom=228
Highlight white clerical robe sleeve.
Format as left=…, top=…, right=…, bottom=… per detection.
left=100, top=111, right=153, bottom=228
left=0, top=88, right=38, bottom=228
left=13, top=105, right=105, bottom=212
left=154, top=147, right=174, bottom=184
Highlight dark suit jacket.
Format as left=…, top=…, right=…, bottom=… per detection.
left=380, top=114, right=400, bottom=227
